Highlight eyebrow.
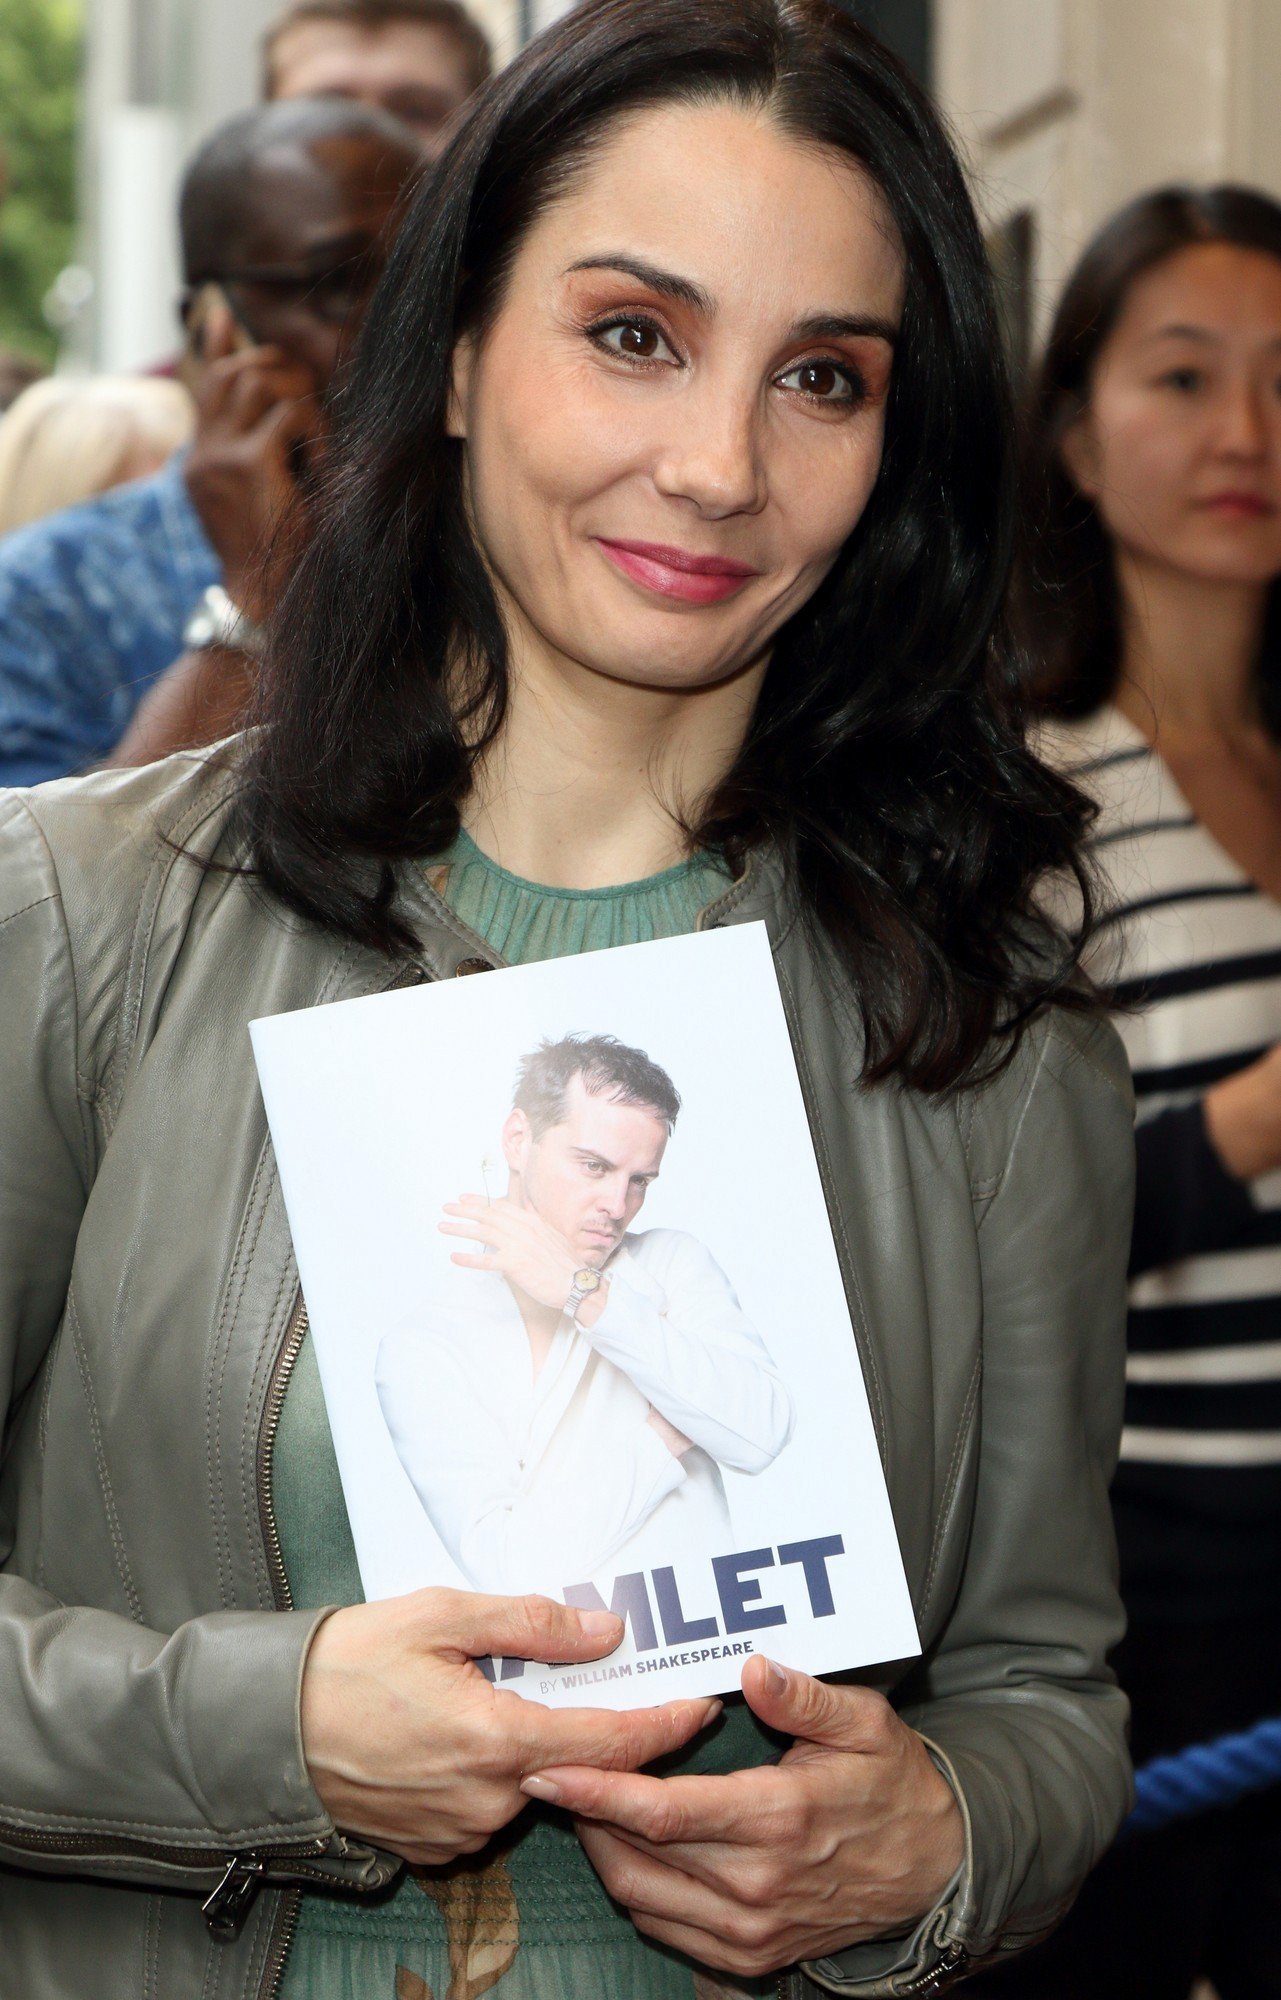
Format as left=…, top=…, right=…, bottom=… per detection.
left=1143, top=322, right=1281, bottom=352
left=382, top=84, right=456, bottom=114
left=292, top=229, right=381, bottom=268
left=791, top=311, right=898, bottom=346
left=1143, top=324, right=1222, bottom=346
left=573, top=1147, right=617, bottom=1170
left=566, top=254, right=713, bottom=314
left=565, top=254, right=898, bottom=347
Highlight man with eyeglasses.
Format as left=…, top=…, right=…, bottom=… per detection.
left=0, top=98, right=424, bottom=786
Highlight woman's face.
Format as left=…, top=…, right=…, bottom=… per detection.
left=1064, top=241, right=1281, bottom=587
left=448, top=98, right=905, bottom=695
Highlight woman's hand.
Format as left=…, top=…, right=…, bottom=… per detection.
left=520, top=1654, right=964, bottom=1980
left=300, top=1587, right=718, bottom=1867
left=1205, top=1044, right=1281, bottom=1180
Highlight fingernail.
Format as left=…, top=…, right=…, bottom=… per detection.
left=578, top=1610, right=621, bottom=1636
left=675, top=1697, right=719, bottom=1726
left=520, top=1775, right=562, bottom=1804
left=761, top=1657, right=789, bottom=1695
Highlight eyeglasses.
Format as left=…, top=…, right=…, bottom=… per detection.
left=193, top=246, right=386, bottom=330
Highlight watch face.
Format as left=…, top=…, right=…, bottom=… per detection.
left=183, top=609, right=216, bottom=649
left=572, top=1266, right=603, bottom=1292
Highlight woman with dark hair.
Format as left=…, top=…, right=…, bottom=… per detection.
left=0, top=4, right=1134, bottom=1997
left=988, top=185, right=1281, bottom=2000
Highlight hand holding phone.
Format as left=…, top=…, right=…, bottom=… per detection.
left=182, top=301, right=323, bottom=625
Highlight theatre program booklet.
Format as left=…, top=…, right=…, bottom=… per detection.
left=251, top=922, right=918, bottom=1708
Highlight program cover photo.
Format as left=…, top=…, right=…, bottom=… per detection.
left=250, top=922, right=919, bottom=1708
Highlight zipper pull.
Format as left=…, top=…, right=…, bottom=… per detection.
left=202, top=1854, right=269, bottom=1939
left=899, top=1941, right=971, bottom=1994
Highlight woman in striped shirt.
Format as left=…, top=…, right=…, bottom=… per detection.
left=972, top=187, right=1281, bottom=1999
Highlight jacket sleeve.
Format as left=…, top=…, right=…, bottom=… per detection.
left=0, top=794, right=383, bottom=1899
left=804, top=1011, right=1136, bottom=1996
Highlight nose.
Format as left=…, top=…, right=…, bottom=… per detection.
left=652, top=371, right=767, bottom=519
left=1216, top=378, right=1269, bottom=459
left=598, top=1175, right=630, bottom=1221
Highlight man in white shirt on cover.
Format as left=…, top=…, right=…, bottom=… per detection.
left=375, top=1033, right=794, bottom=1595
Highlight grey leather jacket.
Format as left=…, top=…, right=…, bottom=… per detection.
left=0, top=748, right=1135, bottom=2000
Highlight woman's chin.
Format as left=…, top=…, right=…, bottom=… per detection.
left=575, top=643, right=765, bottom=696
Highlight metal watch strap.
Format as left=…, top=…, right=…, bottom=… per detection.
left=182, top=583, right=266, bottom=658
left=565, top=1269, right=602, bottom=1318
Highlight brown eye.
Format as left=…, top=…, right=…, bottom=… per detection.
left=778, top=358, right=858, bottom=403
left=619, top=323, right=658, bottom=356
left=593, top=318, right=677, bottom=364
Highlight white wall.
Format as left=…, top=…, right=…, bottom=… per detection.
left=934, top=0, right=1281, bottom=345
left=77, top=0, right=280, bottom=370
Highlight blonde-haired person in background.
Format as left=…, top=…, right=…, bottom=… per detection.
left=0, top=376, right=194, bottom=538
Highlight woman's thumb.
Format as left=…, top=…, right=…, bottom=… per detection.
left=431, top=1587, right=623, bottom=1663
left=742, top=1654, right=893, bottom=1749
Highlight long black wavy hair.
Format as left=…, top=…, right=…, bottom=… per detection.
left=236, top=0, right=1098, bottom=1093
left=1019, top=183, right=1281, bottom=736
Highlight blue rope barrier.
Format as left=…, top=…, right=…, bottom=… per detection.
left=1124, top=1715, right=1281, bottom=1836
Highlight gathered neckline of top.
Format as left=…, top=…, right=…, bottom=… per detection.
left=444, top=828, right=725, bottom=904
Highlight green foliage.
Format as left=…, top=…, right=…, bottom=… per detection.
left=0, top=0, right=81, bottom=364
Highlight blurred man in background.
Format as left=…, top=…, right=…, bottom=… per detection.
left=0, top=97, right=423, bottom=787
left=264, top=0, right=491, bottom=153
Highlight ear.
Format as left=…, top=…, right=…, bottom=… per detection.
left=502, top=1107, right=531, bottom=1174
left=446, top=330, right=476, bottom=440
left=1058, top=407, right=1102, bottom=500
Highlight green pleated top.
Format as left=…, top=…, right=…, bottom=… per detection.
left=272, top=833, right=782, bottom=2000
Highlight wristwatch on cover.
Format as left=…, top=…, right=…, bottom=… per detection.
left=182, top=584, right=266, bottom=659
left=564, top=1266, right=603, bottom=1319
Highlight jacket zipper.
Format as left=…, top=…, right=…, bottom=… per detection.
left=255, top=969, right=428, bottom=1994
left=790, top=1939, right=968, bottom=1997
left=0, top=1824, right=329, bottom=1879
left=257, top=1292, right=308, bottom=1614
left=893, top=1941, right=970, bottom=1994
left=254, top=1288, right=310, bottom=1999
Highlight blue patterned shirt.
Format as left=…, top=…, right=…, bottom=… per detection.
left=0, top=453, right=219, bottom=787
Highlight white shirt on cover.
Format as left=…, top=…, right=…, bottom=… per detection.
left=375, top=1227, right=794, bottom=1596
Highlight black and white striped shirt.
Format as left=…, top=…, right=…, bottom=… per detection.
left=1052, top=707, right=1281, bottom=1619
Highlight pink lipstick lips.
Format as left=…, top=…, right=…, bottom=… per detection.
left=594, top=536, right=759, bottom=604
left=1199, top=491, right=1275, bottom=519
